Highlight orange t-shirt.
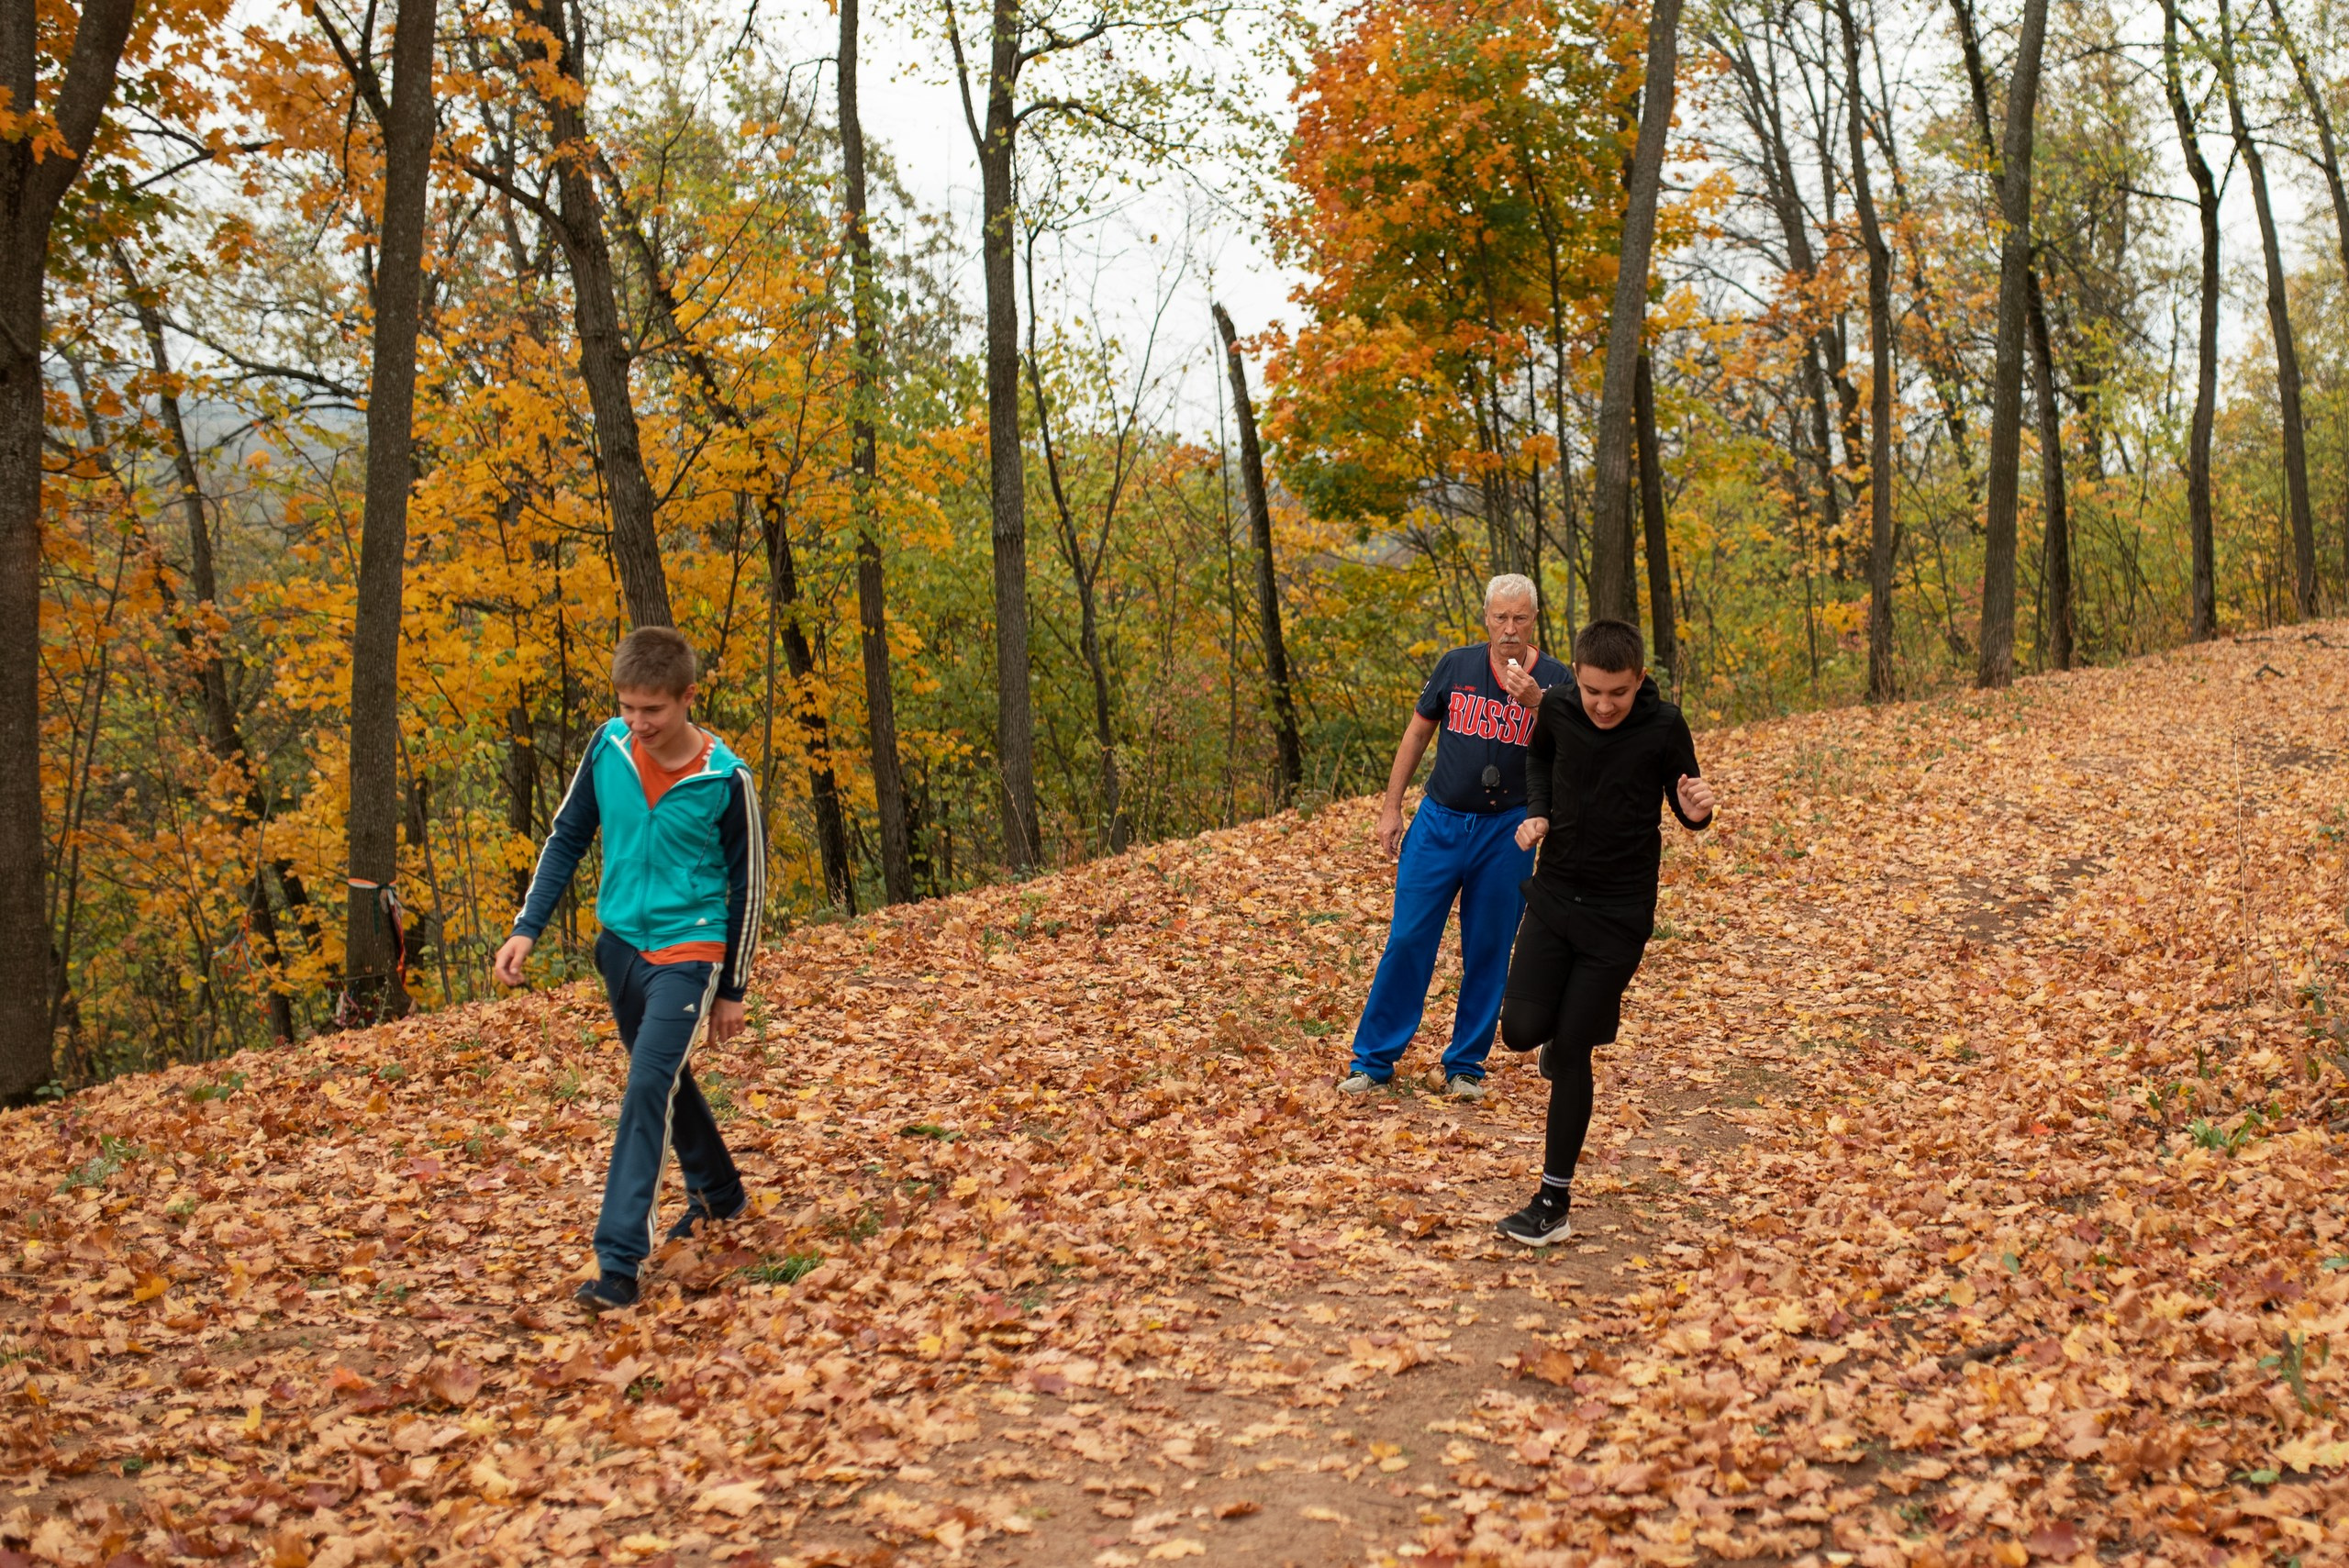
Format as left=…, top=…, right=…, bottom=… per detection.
left=638, top=732, right=727, bottom=965
left=639, top=730, right=714, bottom=810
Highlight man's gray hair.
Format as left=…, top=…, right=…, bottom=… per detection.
left=1485, top=573, right=1539, bottom=612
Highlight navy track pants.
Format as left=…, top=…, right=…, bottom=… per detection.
left=591, top=931, right=744, bottom=1277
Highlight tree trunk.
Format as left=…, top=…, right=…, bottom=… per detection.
left=762, top=502, right=857, bottom=911
left=340, top=0, right=437, bottom=1025
left=1512, top=169, right=1587, bottom=633
left=2266, top=0, right=2349, bottom=596
left=1857, top=16, right=1976, bottom=499
left=2164, top=0, right=2220, bottom=639
left=1632, top=352, right=1676, bottom=681
left=1023, top=354, right=1126, bottom=855
left=974, top=0, right=1041, bottom=869
left=504, top=701, right=536, bottom=905
left=1212, top=304, right=1305, bottom=806
left=596, top=173, right=854, bottom=907
left=2267, top=0, right=2349, bottom=290
left=1521, top=361, right=1553, bottom=652
left=0, top=0, right=140, bottom=1095
left=1718, top=23, right=1859, bottom=569
left=1971, top=0, right=2049, bottom=688
left=2027, top=273, right=2073, bottom=669
left=2219, top=0, right=2319, bottom=617
left=1523, top=172, right=1582, bottom=632
left=840, top=0, right=916, bottom=904
left=118, top=251, right=301, bottom=1045
left=1588, top=0, right=1684, bottom=623
left=515, top=0, right=672, bottom=628
left=1836, top=0, right=1898, bottom=700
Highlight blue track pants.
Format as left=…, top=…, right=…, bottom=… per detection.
left=592, top=931, right=744, bottom=1278
left=1347, top=800, right=1531, bottom=1083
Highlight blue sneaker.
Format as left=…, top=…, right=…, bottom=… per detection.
left=666, top=1193, right=747, bottom=1242
left=574, top=1272, right=640, bottom=1313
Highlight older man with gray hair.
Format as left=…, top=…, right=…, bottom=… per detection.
left=1341, top=574, right=1566, bottom=1099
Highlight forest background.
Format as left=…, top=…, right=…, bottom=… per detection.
left=9, top=0, right=2347, bottom=1090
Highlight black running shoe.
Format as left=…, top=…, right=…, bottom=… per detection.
left=1537, top=1039, right=1558, bottom=1081
left=666, top=1193, right=747, bottom=1243
left=1497, top=1191, right=1573, bottom=1247
left=573, top=1273, right=640, bottom=1313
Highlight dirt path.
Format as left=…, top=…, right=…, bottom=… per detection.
left=941, top=1072, right=1743, bottom=1568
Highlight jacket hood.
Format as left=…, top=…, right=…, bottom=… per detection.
left=603, top=717, right=749, bottom=781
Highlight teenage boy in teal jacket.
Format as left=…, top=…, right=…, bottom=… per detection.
left=494, top=628, right=766, bottom=1312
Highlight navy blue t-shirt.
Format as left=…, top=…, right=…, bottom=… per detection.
left=1413, top=643, right=1569, bottom=813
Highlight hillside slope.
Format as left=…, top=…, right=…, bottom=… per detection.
left=6, top=631, right=2349, bottom=1567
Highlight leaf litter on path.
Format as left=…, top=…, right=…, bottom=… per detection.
left=5, top=630, right=2349, bottom=1566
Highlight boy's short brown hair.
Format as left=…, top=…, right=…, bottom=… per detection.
left=1572, top=618, right=1644, bottom=673
left=612, top=626, right=698, bottom=696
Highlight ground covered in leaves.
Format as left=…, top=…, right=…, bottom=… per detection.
left=8, top=630, right=2349, bottom=1568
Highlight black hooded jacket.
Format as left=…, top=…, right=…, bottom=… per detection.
left=1523, top=675, right=1709, bottom=909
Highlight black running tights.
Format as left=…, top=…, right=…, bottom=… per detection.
left=1499, top=897, right=1651, bottom=1182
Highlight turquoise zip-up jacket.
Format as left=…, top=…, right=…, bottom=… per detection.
left=511, top=718, right=766, bottom=1000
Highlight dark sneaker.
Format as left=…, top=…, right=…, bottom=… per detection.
left=573, top=1273, right=640, bottom=1313
left=1497, top=1192, right=1573, bottom=1247
left=666, top=1193, right=748, bottom=1242
left=1537, top=1039, right=1558, bottom=1081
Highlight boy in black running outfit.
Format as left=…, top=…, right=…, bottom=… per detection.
left=1495, top=619, right=1714, bottom=1246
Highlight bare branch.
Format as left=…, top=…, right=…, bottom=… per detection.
left=940, top=0, right=986, bottom=151
left=308, top=1, right=395, bottom=127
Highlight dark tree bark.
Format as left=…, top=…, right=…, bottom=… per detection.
left=503, top=700, right=536, bottom=904
left=598, top=171, right=856, bottom=908
left=2265, top=0, right=2349, bottom=593
left=1212, top=305, right=1305, bottom=806
left=840, top=0, right=915, bottom=904
left=1588, top=0, right=1684, bottom=623
left=511, top=0, right=672, bottom=628
left=2161, top=0, right=2221, bottom=639
left=1631, top=352, right=1676, bottom=680
left=2027, top=274, right=2073, bottom=668
left=1836, top=0, right=1898, bottom=700
left=314, top=0, right=439, bottom=1021
left=945, top=0, right=1041, bottom=869
left=761, top=504, right=856, bottom=910
left=117, top=250, right=302, bottom=1045
left=1520, top=362, right=1553, bottom=654
left=1521, top=161, right=1584, bottom=629
left=1712, top=22, right=1858, bottom=578
left=941, top=0, right=1196, bottom=866
left=0, top=0, right=141, bottom=1095
left=2219, top=0, right=2318, bottom=616
left=1966, top=0, right=2050, bottom=687
left=2266, top=0, right=2349, bottom=290
left=1858, top=19, right=1976, bottom=499
left=1022, top=238, right=1146, bottom=854
left=1024, top=361, right=1125, bottom=853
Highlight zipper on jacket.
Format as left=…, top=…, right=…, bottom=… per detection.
left=635, top=734, right=729, bottom=945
